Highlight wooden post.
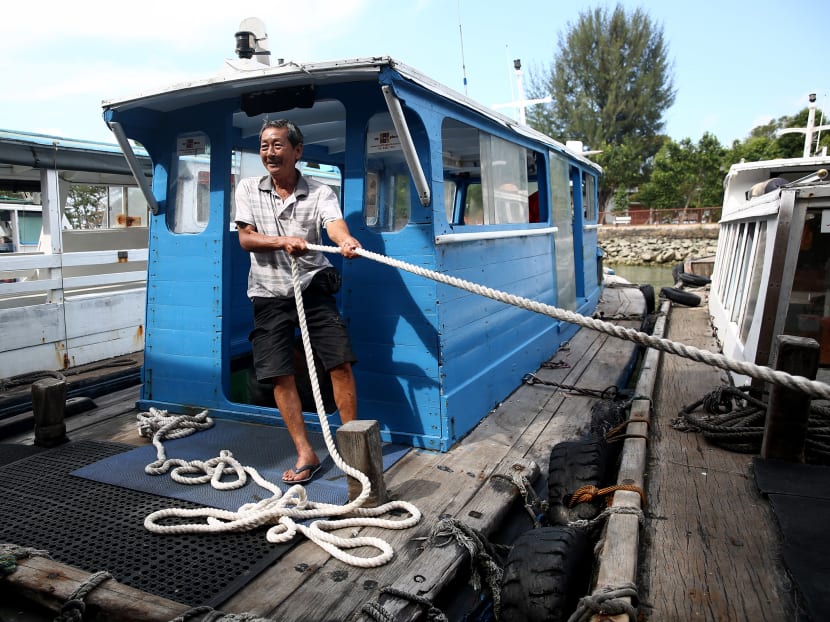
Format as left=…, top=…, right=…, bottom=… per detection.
left=760, top=335, right=819, bottom=462
left=335, top=420, right=388, bottom=507
left=31, top=377, right=68, bottom=447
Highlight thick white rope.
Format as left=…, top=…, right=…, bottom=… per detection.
left=138, top=256, right=422, bottom=568
left=307, top=243, right=830, bottom=401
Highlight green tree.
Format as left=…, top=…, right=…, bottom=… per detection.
left=66, top=185, right=108, bottom=229
left=527, top=4, right=675, bottom=209
left=637, top=132, right=726, bottom=210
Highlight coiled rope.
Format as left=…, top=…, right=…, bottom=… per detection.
left=673, top=385, right=830, bottom=460
left=306, top=244, right=830, bottom=401
left=140, top=257, right=421, bottom=568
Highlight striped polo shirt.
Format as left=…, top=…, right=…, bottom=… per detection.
left=234, top=171, right=343, bottom=299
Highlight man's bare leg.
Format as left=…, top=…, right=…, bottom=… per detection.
left=329, top=362, right=357, bottom=423
left=273, top=374, right=320, bottom=482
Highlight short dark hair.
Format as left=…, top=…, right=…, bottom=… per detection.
left=260, top=119, right=304, bottom=147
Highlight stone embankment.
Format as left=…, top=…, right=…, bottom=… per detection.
left=598, top=224, right=719, bottom=266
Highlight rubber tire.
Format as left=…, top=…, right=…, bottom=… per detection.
left=638, top=284, right=655, bottom=314
left=678, top=271, right=711, bottom=287
left=500, top=526, right=592, bottom=622
left=546, top=438, right=609, bottom=526
left=660, top=286, right=701, bottom=307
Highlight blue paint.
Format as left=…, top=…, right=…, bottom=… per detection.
left=106, top=58, right=603, bottom=452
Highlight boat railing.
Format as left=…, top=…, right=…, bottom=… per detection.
left=0, top=247, right=148, bottom=301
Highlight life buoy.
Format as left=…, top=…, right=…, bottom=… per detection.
left=660, top=286, right=701, bottom=307
left=500, top=526, right=592, bottom=622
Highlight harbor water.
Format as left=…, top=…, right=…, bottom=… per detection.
left=607, top=263, right=675, bottom=290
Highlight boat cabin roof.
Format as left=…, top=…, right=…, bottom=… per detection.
left=102, top=56, right=600, bottom=171
left=0, top=129, right=151, bottom=191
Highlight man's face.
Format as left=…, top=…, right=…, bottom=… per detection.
left=260, top=126, right=303, bottom=178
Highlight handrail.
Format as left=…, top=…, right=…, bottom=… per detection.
left=435, top=226, right=558, bottom=245
left=381, top=85, right=431, bottom=207
left=108, top=121, right=160, bottom=215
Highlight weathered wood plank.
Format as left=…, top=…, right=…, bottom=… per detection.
left=638, top=302, right=793, bottom=621
left=2, top=554, right=188, bottom=621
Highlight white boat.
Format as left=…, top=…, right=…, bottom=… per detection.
left=0, top=130, right=152, bottom=378
left=708, top=96, right=830, bottom=383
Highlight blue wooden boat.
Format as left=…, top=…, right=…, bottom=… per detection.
left=103, top=45, right=603, bottom=451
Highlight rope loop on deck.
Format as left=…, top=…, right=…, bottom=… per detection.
left=426, top=517, right=508, bottom=618
left=356, top=587, right=448, bottom=622
left=0, top=543, right=51, bottom=576
left=567, top=582, right=639, bottom=622
left=138, top=257, right=421, bottom=568
left=169, top=607, right=273, bottom=622
left=506, top=470, right=548, bottom=528
left=569, top=505, right=645, bottom=531
left=568, top=484, right=646, bottom=508
left=55, top=570, right=112, bottom=622
left=306, top=243, right=830, bottom=401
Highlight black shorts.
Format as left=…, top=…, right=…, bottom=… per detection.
left=248, top=277, right=356, bottom=382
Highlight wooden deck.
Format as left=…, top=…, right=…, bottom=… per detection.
left=638, top=289, right=795, bottom=621
left=1, top=283, right=646, bottom=621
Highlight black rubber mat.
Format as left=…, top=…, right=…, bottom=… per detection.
left=754, top=458, right=830, bottom=621
left=0, top=443, right=45, bottom=467
left=0, top=440, right=291, bottom=607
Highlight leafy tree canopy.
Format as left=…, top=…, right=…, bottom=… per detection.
left=527, top=4, right=676, bottom=209
left=66, top=185, right=108, bottom=229
left=637, top=132, right=726, bottom=210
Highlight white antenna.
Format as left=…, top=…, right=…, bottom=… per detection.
left=457, top=1, right=468, bottom=96
left=777, top=93, right=830, bottom=157
left=492, top=58, right=552, bottom=125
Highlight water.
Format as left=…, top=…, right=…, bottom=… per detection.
left=607, top=263, right=675, bottom=290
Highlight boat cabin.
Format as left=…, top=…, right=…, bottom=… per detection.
left=710, top=155, right=830, bottom=380
left=103, top=54, right=603, bottom=451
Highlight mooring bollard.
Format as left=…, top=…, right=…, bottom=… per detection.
left=335, top=420, right=388, bottom=507
left=760, top=335, right=820, bottom=462
left=31, top=377, right=69, bottom=447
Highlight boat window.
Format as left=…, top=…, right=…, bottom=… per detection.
left=169, top=132, right=211, bottom=234
left=731, top=222, right=756, bottom=324
left=108, top=187, right=149, bottom=227
left=583, top=174, right=597, bottom=222
left=724, top=223, right=748, bottom=313
left=551, top=153, right=576, bottom=310
left=782, top=211, right=830, bottom=360
left=740, top=221, right=767, bottom=342
left=364, top=113, right=410, bottom=232
left=480, top=134, right=529, bottom=224
left=443, top=180, right=457, bottom=223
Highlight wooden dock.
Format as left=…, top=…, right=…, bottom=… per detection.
left=638, top=289, right=795, bottom=621
left=1, top=283, right=646, bottom=621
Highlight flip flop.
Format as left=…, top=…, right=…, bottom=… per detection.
left=282, top=463, right=322, bottom=484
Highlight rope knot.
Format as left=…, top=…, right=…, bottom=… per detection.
left=568, top=484, right=646, bottom=508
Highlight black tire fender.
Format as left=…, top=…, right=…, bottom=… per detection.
left=500, top=526, right=592, bottom=622
left=638, top=284, right=655, bottom=314
left=660, top=286, right=701, bottom=307
left=678, top=271, right=711, bottom=287
left=547, top=438, right=609, bottom=526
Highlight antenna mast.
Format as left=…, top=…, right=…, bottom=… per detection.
left=457, top=0, right=468, bottom=96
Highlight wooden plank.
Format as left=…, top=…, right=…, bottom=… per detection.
left=2, top=554, right=189, bottom=622
left=637, top=303, right=792, bottom=621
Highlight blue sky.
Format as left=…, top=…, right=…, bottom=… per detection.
left=1, top=0, right=824, bottom=147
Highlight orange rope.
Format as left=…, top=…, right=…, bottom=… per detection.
left=568, top=484, right=646, bottom=508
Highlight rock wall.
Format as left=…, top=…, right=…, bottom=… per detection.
left=598, top=224, right=720, bottom=266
